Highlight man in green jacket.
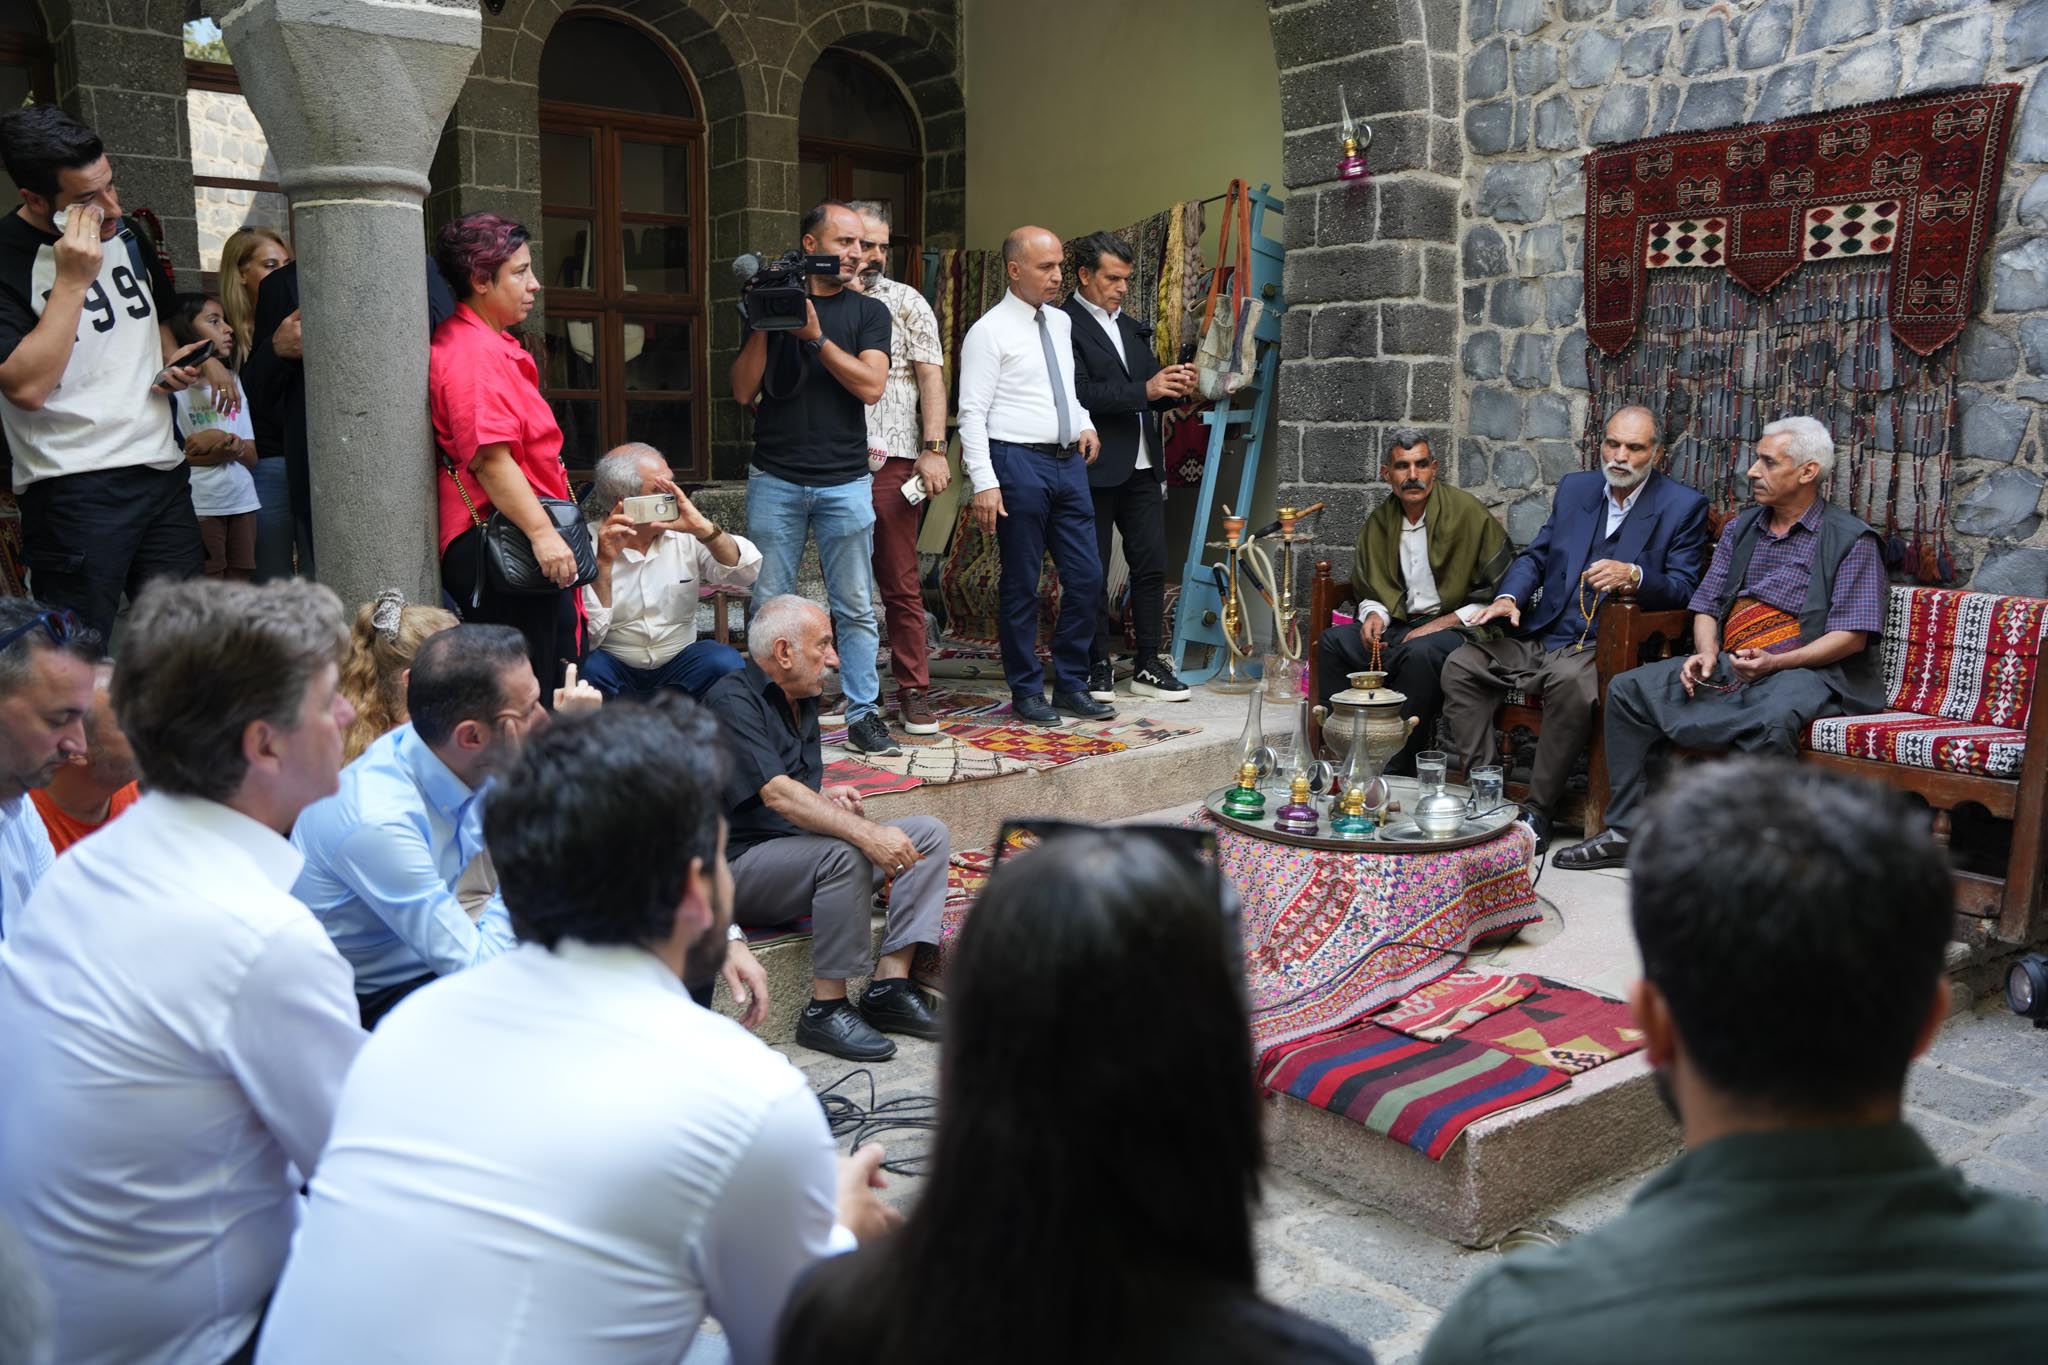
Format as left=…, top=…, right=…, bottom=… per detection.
left=1421, top=759, right=2048, bottom=1365
left=1316, top=429, right=1510, bottom=775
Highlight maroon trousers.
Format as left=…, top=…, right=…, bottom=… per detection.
left=869, top=457, right=929, bottom=689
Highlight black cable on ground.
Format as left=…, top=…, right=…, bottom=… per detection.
left=814, top=1068, right=938, bottom=1178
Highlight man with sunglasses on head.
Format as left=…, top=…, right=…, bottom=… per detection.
left=0, top=579, right=364, bottom=1365
left=847, top=200, right=950, bottom=739
left=0, top=107, right=219, bottom=643
left=0, top=598, right=99, bottom=938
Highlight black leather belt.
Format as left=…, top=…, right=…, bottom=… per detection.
left=1003, top=440, right=1078, bottom=458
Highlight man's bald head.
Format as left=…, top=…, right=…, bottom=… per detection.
left=1003, top=226, right=1065, bottom=306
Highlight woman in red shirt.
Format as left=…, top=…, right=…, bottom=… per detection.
left=430, top=212, right=579, bottom=695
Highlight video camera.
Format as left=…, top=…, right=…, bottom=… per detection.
left=732, top=250, right=842, bottom=331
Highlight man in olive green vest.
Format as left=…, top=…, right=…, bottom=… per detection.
left=1316, top=429, right=1511, bottom=776
left=1423, top=759, right=2048, bottom=1365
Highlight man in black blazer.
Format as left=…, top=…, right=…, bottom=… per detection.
left=1063, top=231, right=1199, bottom=702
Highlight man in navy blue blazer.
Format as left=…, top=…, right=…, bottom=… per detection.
left=1441, top=407, right=1709, bottom=852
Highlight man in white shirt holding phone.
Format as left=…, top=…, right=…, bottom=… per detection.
left=581, top=443, right=762, bottom=701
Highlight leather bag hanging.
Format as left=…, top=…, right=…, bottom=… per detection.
left=437, top=449, right=597, bottom=605
left=1194, top=180, right=1261, bottom=401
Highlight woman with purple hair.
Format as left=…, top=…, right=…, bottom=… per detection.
left=429, top=211, right=580, bottom=699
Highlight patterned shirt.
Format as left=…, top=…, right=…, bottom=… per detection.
left=860, top=274, right=943, bottom=462
left=1689, top=498, right=1887, bottom=647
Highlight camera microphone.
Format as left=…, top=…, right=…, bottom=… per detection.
left=731, top=252, right=763, bottom=282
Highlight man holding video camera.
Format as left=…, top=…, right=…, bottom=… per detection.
left=730, top=201, right=896, bottom=757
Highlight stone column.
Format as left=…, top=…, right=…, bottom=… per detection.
left=221, top=0, right=480, bottom=611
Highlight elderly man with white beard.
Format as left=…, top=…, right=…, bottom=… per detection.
left=1438, top=406, right=1709, bottom=854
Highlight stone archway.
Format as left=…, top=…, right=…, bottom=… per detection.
left=783, top=4, right=966, bottom=251
left=1263, top=0, right=1464, bottom=570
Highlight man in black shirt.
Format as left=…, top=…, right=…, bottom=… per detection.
left=0, top=107, right=211, bottom=642
left=730, top=202, right=895, bottom=757
left=701, top=594, right=946, bottom=1063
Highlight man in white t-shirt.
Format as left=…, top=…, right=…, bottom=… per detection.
left=256, top=696, right=899, bottom=1365
left=0, top=106, right=214, bottom=642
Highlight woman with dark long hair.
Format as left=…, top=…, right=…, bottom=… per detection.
left=774, top=830, right=1374, bottom=1365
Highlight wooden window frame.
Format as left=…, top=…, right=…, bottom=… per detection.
left=798, top=137, right=924, bottom=291
left=183, top=58, right=290, bottom=291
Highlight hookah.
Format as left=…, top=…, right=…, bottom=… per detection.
left=1206, top=502, right=1325, bottom=700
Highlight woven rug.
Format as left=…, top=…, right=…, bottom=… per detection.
left=939, top=716, right=1196, bottom=768
left=1218, top=817, right=1541, bottom=1066
left=1262, top=1024, right=1571, bottom=1161
left=821, top=759, right=925, bottom=798
left=826, top=737, right=1035, bottom=790
left=1459, top=979, right=1646, bottom=1075
left=1372, top=969, right=1540, bottom=1042
left=910, top=846, right=995, bottom=988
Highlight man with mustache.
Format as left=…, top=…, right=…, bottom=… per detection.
left=1555, top=415, right=1887, bottom=871
left=1316, top=430, right=1513, bottom=776
left=1443, top=406, right=1708, bottom=854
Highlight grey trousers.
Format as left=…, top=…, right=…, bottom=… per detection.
left=1442, top=636, right=1599, bottom=817
left=729, top=815, right=950, bottom=981
left=1601, top=653, right=1842, bottom=834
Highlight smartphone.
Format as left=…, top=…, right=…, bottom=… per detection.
left=170, top=338, right=216, bottom=370
left=623, top=492, right=680, bottom=524
left=1178, top=340, right=1198, bottom=366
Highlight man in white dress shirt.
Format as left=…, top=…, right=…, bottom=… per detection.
left=957, top=225, right=1112, bottom=728
left=0, top=578, right=364, bottom=1365
left=0, top=596, right=98, bottom=937
left=256, top=696, right=899, bottom=1365
left=582, top=443, right=761, bottom=700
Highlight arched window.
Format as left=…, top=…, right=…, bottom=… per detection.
left=798, top=49, right=922, bottom=288
left=539, top=12, right=706, bottom=479
left=0, top=8, right=55, bottom=206
left=181, top=17, right=289, bottom=280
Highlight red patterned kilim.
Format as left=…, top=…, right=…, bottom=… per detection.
left=1372, top=969, right=1539, bottom=1041
left=1458, top=979, right=1647, bottom=1075
left=1806, top=711, right=2027, bottom=778
left=1879, top=586, right=2048, bottom=728
left=1722, top=596, right=1802, bottom=654
left=1584, top=85, right=2020, bottom=358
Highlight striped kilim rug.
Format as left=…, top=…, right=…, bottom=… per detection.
left=1261, top=1023, right=1570, bottom=1160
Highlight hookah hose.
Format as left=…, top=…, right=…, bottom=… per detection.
left=1238, top=539, right=1300, bottom=660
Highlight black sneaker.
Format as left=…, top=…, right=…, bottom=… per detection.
left=858, top=979, right=941, bottom=1040
left=1052, top=690, right=1115, bottom=721
left=795, top=999, right=898, bottom=1061
left=1130, top=656, right=1191, bottom=701
left=845, top=713, right=902, bottom=757
left=1087, top=659, right=1116, bottom=703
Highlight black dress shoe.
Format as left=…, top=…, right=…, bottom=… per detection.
left=858, top=980, right=941, bottom=1040
left=1518, top=807, right=1553, bottom=856
left=1011, top=693, right=1064, bottom=726
left=1552, top=828, right=1632, bottom=871
left=1052, top=690, right=1115, bottom=721
left=795, top=999, right=897, bottom=1061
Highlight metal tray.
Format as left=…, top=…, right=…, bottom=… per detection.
left=1201, top=776, right=1524, bottom=854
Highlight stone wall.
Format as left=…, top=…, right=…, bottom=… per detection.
left=1452, top=0, right=2048, bottom=594
left=187, top=87, right=284, bottom=272
left=432, top=0, right=964, bottom=480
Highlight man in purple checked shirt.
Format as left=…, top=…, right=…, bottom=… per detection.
left=1554, top=415, right=1888, bottom=871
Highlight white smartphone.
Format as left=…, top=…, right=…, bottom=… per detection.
left=623, top=492, right=680, bottom=524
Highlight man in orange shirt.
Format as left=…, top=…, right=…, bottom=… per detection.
left=31, top=662, right=138, bottom=853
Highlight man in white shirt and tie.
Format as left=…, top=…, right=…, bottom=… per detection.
left=0, top=597, right=97, bottom=937
left=581, top=443, right=762, bottom=700
left=957, top=225, right=1112, bottom=727
left=0, top=578, right=365, bottom=1365
left=255, top=696, right=899, bottom=1365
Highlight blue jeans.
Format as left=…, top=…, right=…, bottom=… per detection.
left=251, top=457, right=314, bottom=582
left=745, top=466, right=881, bottom=722
left=991, top=441, right=1100, bottom=696
left=580, top=639, right=745, bottom=699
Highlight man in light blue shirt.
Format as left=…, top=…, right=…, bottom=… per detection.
left=294, top=624, right=548, bottom=1026
left=0, top=597, right=99, bottom=938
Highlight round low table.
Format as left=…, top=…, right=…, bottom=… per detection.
left=1203, top=776, right=1522, bottom=852
left=1197, top=790, right=1540, bottom=1064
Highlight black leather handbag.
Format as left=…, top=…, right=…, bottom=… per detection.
left=438, top=450, right=597, bottom=604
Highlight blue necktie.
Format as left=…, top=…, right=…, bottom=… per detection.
left=1035, top=308, right=1074, bottom=447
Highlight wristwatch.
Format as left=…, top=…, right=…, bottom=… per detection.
left=726, top=922, right=745, bottom=943
left=802, top=337, right=825, bottom=358
left=921, top=439, right=947, bottom=455
left=696, top=521, right=722, bottom=543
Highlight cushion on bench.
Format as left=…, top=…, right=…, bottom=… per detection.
left=1805, top=711, right=2028, bottom=779
left=1883, top=587, right=2048, bottom=730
